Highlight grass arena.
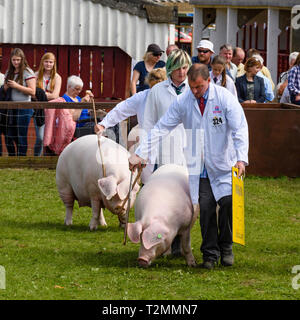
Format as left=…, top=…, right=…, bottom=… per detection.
left=0, top=168, right=299, bottom=300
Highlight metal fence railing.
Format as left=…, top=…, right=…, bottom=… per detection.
left=0, top=101, right=299, bottom=176
left=0, top=101, right=132, bottom=168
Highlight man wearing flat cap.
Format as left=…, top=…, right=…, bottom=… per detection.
left=192, top=40, right=215, bottom=71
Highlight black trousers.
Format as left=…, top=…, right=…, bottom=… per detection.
left=199, top=178, right=233, bottom=262
left=0, top=110, right=16, bottom=156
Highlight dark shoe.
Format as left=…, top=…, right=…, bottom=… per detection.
left=200, top=260, right=217, bottom=270
left=221, top=254, right=234, bottom=266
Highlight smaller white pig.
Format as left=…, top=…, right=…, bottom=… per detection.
left=127, top=164, right=198, bottom=267
left=56, top=135, right=139, bottom=230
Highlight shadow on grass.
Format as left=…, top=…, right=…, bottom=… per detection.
left=0, top=219, right=122, bottom=233
left=3, top=238, right=194, bottom=271
left=64, top=249, right=195, bottom=270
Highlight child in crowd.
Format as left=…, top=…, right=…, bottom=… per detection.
left=34, top=52, right=62, bottom=156
left=210, top=55, right=237, bottom=98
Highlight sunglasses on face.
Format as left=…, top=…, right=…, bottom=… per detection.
left=198, top=49, right=210, bottom=54
left=152, top=52, right=162, bottom=57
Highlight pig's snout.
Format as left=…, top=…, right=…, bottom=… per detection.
left=138, top=257, right=151, bottom=268
left=117, top=211, right=126, bottom=225
left=115, top=205, right=126, bottom=216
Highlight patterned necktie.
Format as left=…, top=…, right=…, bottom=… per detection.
left=213, top=77, right=218, bottom=83
left=172, top=83, right=185, bottom=95
left=199, top=97, right=205, bottom=115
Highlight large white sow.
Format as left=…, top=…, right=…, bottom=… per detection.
left=56, top=135, right=140, bottom=230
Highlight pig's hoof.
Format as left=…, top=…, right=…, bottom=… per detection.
left=187, top=260, right=197, bottom=267
left=90, top=219, right=99, bottom=231
left=100, top=221, right=108, bottom=228
left=102, top=223, right=108, bottom=228
left=64, top=219, right=72, bottom=226
left=163, top=248, right=172, bottom=256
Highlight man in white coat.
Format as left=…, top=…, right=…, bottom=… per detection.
left=142, top=49, right=191, bottom=168
left=129, top=64, right=249, bottom=270
left=94, top=68, right=167, bottom=184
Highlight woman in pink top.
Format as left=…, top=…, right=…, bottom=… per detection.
left=43, top=75, right=93, bottom=155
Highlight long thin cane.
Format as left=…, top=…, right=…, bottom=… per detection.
left=120, top=167, right=142, bottom=211
left=91, top=97, right=106, bottom=177
left=123, top=167, right=143, bottom=245
left=123, top=169, right=134, bottom=245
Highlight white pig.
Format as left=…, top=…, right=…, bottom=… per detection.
left=127, top=164, right=198, bottom=268
left=56, top=134, right=140, bottom=230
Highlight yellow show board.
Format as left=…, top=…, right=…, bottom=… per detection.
left=232, top=167, right=245, bottom=246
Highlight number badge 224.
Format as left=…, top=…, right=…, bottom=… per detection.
left=212, top=106, right=223, bottom=127
left=212, top=116, right=223, bottom=126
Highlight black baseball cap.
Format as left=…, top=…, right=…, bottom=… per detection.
left=147, top=43, right=164, bottom=54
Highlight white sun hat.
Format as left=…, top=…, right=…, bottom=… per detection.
left=197, top=40, right=215, bottom=53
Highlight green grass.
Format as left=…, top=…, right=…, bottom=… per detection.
left=0, top=169, right=299, bottom=300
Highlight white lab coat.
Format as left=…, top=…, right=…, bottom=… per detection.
left=142, top=77, right=189, bottom=166
left=100, top=89, right=149, bottom=129
left=136, top=83, right=249, bottom=204
left=99, top=89, right=154, bottom=183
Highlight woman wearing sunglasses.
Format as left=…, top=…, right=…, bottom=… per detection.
left=130, top=43, right=165, bottom=95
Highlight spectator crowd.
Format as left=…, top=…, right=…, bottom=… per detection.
left=0, top=40, right=299, bottom=157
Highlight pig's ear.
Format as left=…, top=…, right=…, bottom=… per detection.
left=98, top=175, right=118, bottom=200
left=116, top=179, right=129, bottom=201
left=127, top=221, right=142, bottom=243
left=142, top=222, right=169, bottom=250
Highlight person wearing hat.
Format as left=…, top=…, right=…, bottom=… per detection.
left=130, top=44, right=166, bottom=95
left=192, top=39, right=215, bottom=71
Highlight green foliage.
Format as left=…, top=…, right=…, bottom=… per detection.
left=0, top=170, right=299, bottom=300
